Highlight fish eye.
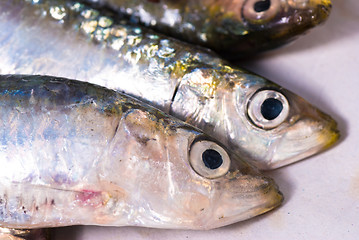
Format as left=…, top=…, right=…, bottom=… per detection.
left=254, top=0, right=271, bottom=12
left=242, top=0, right=279, bottom=23
left=189, top=139, right=230, bottom=179
left=247, top=89, right=289, bottom=129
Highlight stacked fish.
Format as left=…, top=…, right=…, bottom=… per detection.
left=0, top=0, right=338, bottom=239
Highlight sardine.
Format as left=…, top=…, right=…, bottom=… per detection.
left=85, top=0, right=332, bottom=58
left=0, top=74, right=283, bottom=233
left=0, top=0, right=339, bottom=169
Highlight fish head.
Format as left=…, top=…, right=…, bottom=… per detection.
left=172, top=67, right=339, bottom=170
left=220, top=69, right=339, bottom=169
left=241, top=0, right=332, bottom=27
left=109, top=108, right=282, bottom=229
left=167, top=126, right=283, bottom=229
left=218, top=0, right=332, bottom=57
left=231, top=72, right=339, bottom=169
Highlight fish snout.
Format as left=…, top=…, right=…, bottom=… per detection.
left=226, top=175, right=281, bottom=199
left=268, top=113, right=339, bottom=169
left=315, top=2, right=332, bottom=24
left=207, top=175, right=283, bottom=229
left=288, top=0, right=332, bottom=26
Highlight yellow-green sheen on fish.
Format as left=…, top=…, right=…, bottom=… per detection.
left=0, top=75, right=283, bottom=238
left=85, top=0, right=332, bottom=58
left=0, top=0, right=339, bottom=170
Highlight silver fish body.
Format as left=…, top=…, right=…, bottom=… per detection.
left=0, top=74, right=282, bottom=231
left=0, top=0, right=339, bottom=169
left=85, top=0, right=332, bottom=59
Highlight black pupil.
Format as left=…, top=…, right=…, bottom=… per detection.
left=261, top=98, right=283, bottom=120
left=202, top=149, right=223, bottom=170
left=254, top=0, right=271, bottom=12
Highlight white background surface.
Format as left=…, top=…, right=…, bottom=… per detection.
left=53, top=0, right=359, bottom=238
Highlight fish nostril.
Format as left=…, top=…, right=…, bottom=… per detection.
left=254, top=0, right=271, bottom=12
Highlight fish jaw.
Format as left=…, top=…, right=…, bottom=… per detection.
left=201, top=173, right=283, bottom=229
left=286, top=0, right=332, bottom=27
left=213, top=182, right=283, bottom=229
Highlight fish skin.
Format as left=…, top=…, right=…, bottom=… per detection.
left=85, top=0, right=332, bottom=59
left=0, top=0, right=339, bottom=169
left=0, top=74, right=282, bottom=231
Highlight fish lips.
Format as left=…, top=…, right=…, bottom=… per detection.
left=202, top=174, right=283, bottom=229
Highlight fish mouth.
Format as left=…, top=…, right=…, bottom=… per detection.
left=205, top=176, right=283, bottom=229
left=266, top=111, right=340, bottom=169
left=316, top=2, right=332, bottom=24
left=276, top=0, right=332, bottom=33
left=289, top=0, right=332, bottom=26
